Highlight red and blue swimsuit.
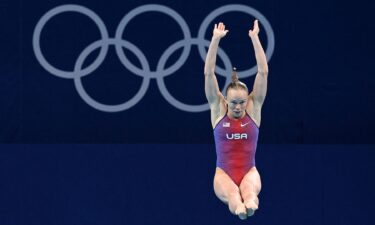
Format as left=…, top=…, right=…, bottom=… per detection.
left=213, top=113, right=259, bottom=186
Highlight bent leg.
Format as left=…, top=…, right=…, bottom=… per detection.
left=239, top=167, right=262, bottom=217
left=214, top=167, right=247, bottom=220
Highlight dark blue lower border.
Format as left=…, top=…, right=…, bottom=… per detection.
left=0, top=144, right=374, bottom=225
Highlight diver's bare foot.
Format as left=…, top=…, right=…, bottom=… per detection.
left=245, top=199, right=258, bottom=217
left=246, top=207, right=255, bottom=217
left=235, top=204, right=247, bottom=220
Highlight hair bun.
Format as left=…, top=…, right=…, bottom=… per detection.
left=231, top=67, right=239, bottom=83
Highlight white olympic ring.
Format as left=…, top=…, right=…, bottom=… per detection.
left=33, top=4, right=275, bottom=112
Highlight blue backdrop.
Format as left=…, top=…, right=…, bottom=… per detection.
left=1, top=0, right=374, bottom=143
left=0, top=0, right=374, bottom=224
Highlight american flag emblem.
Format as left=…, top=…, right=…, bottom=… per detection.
left=223, top=122, right=230, bottom=127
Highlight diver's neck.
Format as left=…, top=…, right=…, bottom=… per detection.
left=227, top=111, right=246, bottom=120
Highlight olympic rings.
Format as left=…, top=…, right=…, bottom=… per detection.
left=33, top=4, right=275, bottom=112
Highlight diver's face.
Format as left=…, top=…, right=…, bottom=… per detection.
left=226, top=89, right=248, bottom=119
